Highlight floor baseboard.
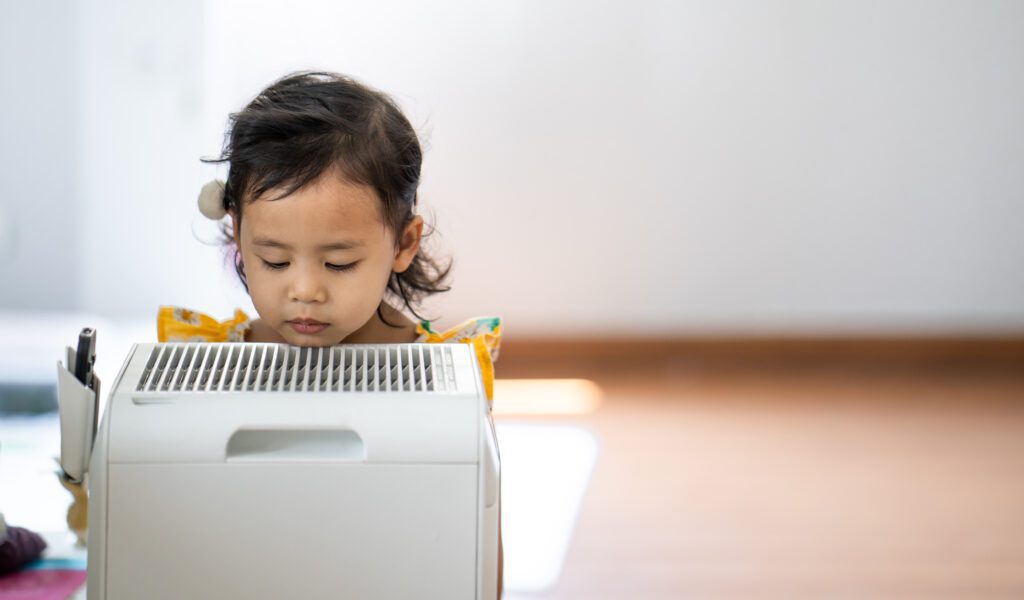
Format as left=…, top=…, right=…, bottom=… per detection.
left=495, top=336, right=1024, bottom=378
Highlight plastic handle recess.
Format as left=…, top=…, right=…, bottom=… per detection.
left=225, top=429, right=366, bottom=462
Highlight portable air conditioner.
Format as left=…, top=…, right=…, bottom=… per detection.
left=57, top=342, right=501, bottom=599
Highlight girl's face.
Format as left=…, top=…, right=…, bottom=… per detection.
left=232, top=170, right=422, bottom=347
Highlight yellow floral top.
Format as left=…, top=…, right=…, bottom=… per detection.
left=156, top=306, right=502, bottom=400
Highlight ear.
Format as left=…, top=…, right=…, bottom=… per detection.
left=392, top=215, right=424, bottom=273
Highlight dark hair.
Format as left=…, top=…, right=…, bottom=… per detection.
left=203, top=71, right=452, bottom=327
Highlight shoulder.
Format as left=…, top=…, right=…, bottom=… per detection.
left=417, top=316, right=502, bottom=403
left=416, top=316, right=502, bottom=362
left=156, top=306, right=252, bottom=343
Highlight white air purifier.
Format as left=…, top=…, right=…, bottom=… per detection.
left=58, top=342, right=501, bottom=599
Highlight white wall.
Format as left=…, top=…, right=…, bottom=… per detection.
left=7, top=1, right=1024, bottom=336
left=0, top=0, right=78, bottom=310
left=73, top=0, right=242, bottom=324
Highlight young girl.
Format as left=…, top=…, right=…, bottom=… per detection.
left=72, top=72, right=504, bottom=594
left=157, top=71, right=501, bottom=402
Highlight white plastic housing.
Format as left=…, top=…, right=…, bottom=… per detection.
left=87, top=342, right=500, bottom=600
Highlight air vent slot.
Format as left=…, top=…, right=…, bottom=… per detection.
left=136, top=344, right=455, bottom=393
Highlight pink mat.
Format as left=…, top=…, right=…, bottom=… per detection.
left=0, top=568, right=86, bottom=600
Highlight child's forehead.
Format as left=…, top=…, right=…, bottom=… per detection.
left=243, top=174, right=388, bottom=241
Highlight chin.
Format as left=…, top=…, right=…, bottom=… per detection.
left=284, top=335, right=334, bottom=348
left=283, top=328, right=347, bottom=348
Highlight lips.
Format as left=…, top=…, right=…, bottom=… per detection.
left=289, top=318, right=328, bottom=334
left=290, top=318, right=327, bottom=326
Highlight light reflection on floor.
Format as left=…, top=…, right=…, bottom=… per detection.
left=493, top=379, right=603, bottom=416
left=0, top=413, right=67, bottom=533
left=497, top=422, right=600, bottom=593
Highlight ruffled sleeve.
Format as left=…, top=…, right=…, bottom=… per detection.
left=157, top=306, right=252, bottom=343
left=416, top=317, right=502, bottom=402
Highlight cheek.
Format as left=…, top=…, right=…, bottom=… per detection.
left=243, top=267, right=279, bottom=315
left=333, top=269, right=386, bottom=305
left=362, top=259, right=395, bottom=297
left=329, top=266, right=393, bottom=319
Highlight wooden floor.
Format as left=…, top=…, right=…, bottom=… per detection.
left=497, top=365, right=1024, bottom=599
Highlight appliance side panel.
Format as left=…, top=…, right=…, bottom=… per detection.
left=86, top=389, right=113, bottom=599
left=88, top=341, right=142, bottom=599
left=478, top=408, right=501, bottom=600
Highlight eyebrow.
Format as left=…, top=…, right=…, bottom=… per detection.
left=252, top=236, right=364, bottom=251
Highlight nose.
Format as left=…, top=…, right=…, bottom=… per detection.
left=288, top=264, right=327, bottom=304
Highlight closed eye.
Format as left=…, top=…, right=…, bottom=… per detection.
left=327, top=262, right=357, bottom=272
left=261, top=259, right=288, bottom=270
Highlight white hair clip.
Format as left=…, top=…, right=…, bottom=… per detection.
left=198, top=179, right=227, bottom=220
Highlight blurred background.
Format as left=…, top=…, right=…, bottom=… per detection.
left=1, top=0, right=1022, bottom=598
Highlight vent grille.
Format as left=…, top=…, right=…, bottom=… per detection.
left=136, top=344, right=455, bottom=394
